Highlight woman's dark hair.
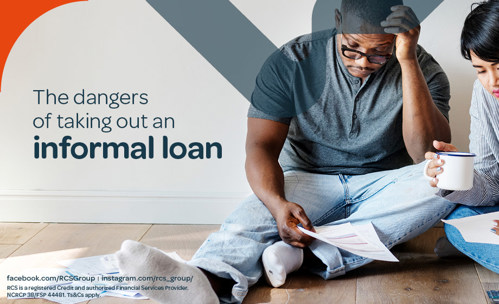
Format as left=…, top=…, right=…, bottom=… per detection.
left=461, top=0, right=499, bottom=62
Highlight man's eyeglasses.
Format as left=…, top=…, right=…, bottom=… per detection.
left=340, top=36, right=393, bottom=65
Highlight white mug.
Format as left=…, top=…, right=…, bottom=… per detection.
left=424, top=152, right=476, bottom=191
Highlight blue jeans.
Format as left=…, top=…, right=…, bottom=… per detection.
left=445, top=205, right=499, bottom=273
left=188, top=163, right=455, bottom=303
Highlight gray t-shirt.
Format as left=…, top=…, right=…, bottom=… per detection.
left=249, top=29, right=450, bottom=175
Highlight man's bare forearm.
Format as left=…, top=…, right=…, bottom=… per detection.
left=400, top=58, right=451, bottom=162
left=244, top=118, right=315, bottom=247
left=245, top=147, right=288, bottom=216
left=244, top=118, right=290, bottom=217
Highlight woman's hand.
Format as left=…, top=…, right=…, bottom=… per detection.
left=493, top=220, right=499, bottom=235
left=424, top=140, right=458, bottom=187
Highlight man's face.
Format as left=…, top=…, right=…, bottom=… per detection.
left=337, top=33, right=395, bottom=80
left=470, top=51, right=499, bottom=101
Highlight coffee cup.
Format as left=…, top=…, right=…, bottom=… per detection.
left=424, top=152, right=476, bottom=191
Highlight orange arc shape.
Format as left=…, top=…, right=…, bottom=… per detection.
left=0, top=0, right=88, bottom=93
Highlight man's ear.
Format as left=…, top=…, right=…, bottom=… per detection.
left=335, top=9, right=342, bottom=30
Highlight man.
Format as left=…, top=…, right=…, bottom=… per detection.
left=116, top=1, right=455, bottom=303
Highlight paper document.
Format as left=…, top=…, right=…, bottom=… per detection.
left=298, top=222, right=399, bottom=262
left=8, top=251, right=184, bottom=304
left=59, top=254, right=120, bottom=275
left=442, top=211, right=499, bottom=245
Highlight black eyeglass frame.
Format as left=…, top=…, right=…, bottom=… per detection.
left=340, top=36, right=394, bottom=65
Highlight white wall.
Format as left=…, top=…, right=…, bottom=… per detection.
left=0, top=0, right=478, bottom=223
left=419, top=0, right=477, bottom=151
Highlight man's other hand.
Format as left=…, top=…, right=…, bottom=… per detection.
left=275, top=202, right=316, bottom=248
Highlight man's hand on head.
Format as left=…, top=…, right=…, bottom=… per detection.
left=381, top=5, right=420, bottom=62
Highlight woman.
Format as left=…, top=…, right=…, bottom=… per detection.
left=425, top=0, right=499, bottom=273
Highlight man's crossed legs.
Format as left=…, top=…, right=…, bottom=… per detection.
left=116, top=162, right=455, bottom=303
